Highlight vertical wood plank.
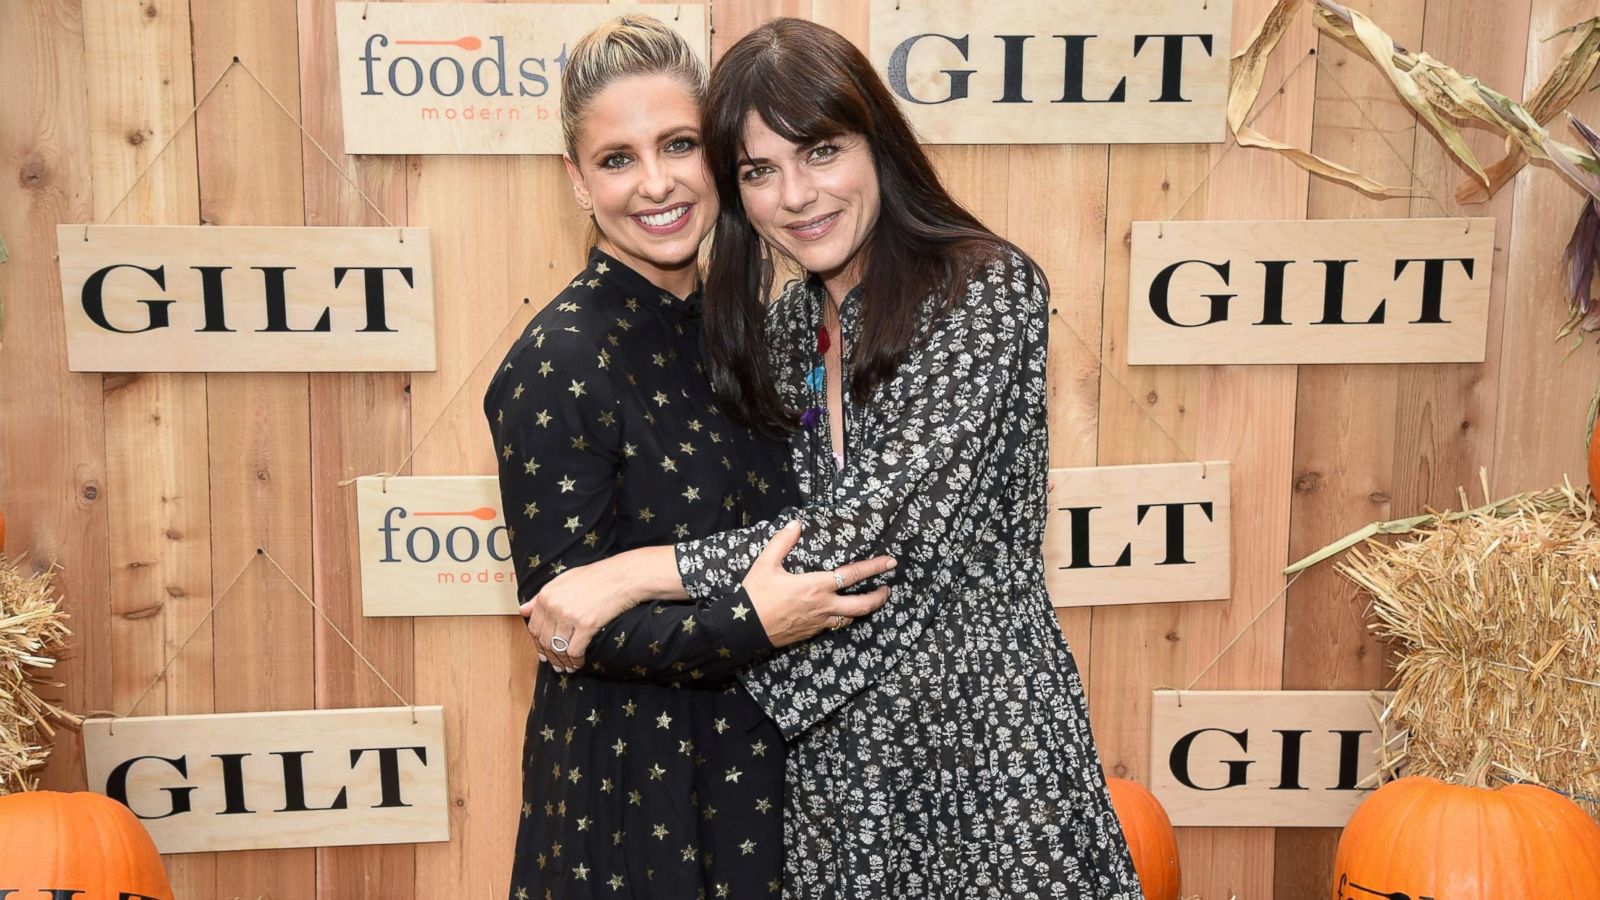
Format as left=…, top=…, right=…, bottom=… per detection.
left=1093, top=0, right=1315, bottom=894
left=2, top=0, right=112, bottom=802
left=295, top=0, right=418, bottom=896
left=1274, top=1, right=1426, bottom=893
left=1494, top=4, right=1600, bottom=488
left=190, top=0, right=316, bottom=896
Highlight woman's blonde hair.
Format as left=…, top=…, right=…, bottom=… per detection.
left=561, top=15, right=707, bottom=161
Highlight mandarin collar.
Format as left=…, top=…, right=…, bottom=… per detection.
left=586, top=247, right=702, bottom=319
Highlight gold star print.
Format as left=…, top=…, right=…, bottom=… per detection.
left=717, top=883, right=731, bottom=898
left=673, top=524, right=690, bottom=539
left=625, top=297, right=639, bottom=311
left=512, top=383, right=525, bottom=400
left=683, top=486, right=700, bottom=502
left=535, top=409, right=553, bottom=427
left=682, top=845, right=697, bottom=862
left=608, top=875, right=625, bottom=891
left=616, top=316, right=632, bottom=331
left=678, top=740, right=694, bottom=754
left=552, top=762, right=561, bottom=778
left=608, top=333, right=620, bottom=346
left=576, top=815, right=592, bottom=831
left=598, top=410, right=615, bottom=427
left=501, top=444, right=513, bottom=460
left=551, top=560, right=567, bottom=574
left=623, top=699, right=637, bottom=716
left=583, top=531, right=599, bottom=547
left=701, top=806, right=717, bottom=821
left=652, top=353, right=666, bottom=367
left=710, top=431, right=723, bottom=444
left=652, top=823, right=669, bottom=840
left=571, top=435, right=589, bottom=451
left=731, top=602, right=751, bottom=621
left=537, top=853, right=548, bottom=869
left=612, top=830, right=624, bottom=846
left=551, top=842, right=563, bottom=858
left=622, top=442, right=637, bottom=458
left=652, top=391, right=670, bottom=407
left=558, top=475, right=576, bottom=493
left=516, top=888, right=529, bottom=900
left=587, top=278, right=601, bottom=288
left=601, top=777, right=614, bottom=793
left=637, top=507, right=654, bottom=523
left=751, top=739, right=768, bottom=756
left=595, top=261, right=609, bottom=274
left=523, top=501, right=540, bottom=518
left=572, top=863, right=590, bottom=880
left=740, top=839, right=757, bottom=855
left=522, top=801, right=532, bottom=818
left=544, top=801, right=554, bottom=816
left=756, top=797, right=773, bottom=813
left=643, top=410, right=655, bottom=425
left=648, top=764, right=666, bottom=780
left=496, top=408, right=503, bottom=425
left=659, top=292, right=675, bottom=306
left=568, top=379, right=586, bottom=398
left=656, top=711, right=673, bottom=729
left=541, top=725, right=554, bottom=741
left=538, top=361, right=554, bottom=377
left=714, top=718, right=729, bottom=734
left=746, top=471, right=759, bottom=485
left=723, top=495, right=735, bottom=511
left=680, top=617, right=697, bottom=634
left=660, top=457, right=677, bottom=473
left=558, top=301, right=581, bottom=312
left=564, top=516, right=581, bottom=533
left=725, top=767, right=743, bottom=783
left=769, top=878, right=782, bottom=893
left=523, top=458, right=541, bottom=476
left=722, top=457, right=733, bottom=470
left=628, top=790, right=642, bottom=805
left=678, top=441, right=696, bottom=456
left=597, top=349, right=610, bottom=369
left=613, top=739, right=627, bottom=755
left=568, top=767, right=582, bottom=784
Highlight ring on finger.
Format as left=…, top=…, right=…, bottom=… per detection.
left=831, top=614, right=848, bottom=630
left=833, top=571, right=846, bottom=590
left=550, top=632, right=571, bottom=653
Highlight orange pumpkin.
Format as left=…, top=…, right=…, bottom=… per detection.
left=0, top=790, right=173, bottom=899
left=1106, top=776, right=1181, bottom=900
left=1333, top=776, right=1600, bottom=899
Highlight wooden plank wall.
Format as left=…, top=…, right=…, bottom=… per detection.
left=5, top=0, right=1597, bottom=897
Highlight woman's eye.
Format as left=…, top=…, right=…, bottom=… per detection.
left=808, top=144, right=839, bottom=162
left=739, top=165, right=772, bottom=183
left=602, top=153, right=631, bottom=170
left=666, top=137, right=697, bottom=154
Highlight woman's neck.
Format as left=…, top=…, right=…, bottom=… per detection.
left=596, top=237, right=698, bottom=299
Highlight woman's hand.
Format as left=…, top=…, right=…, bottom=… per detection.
left=521, top=550, right=654, bottom=673
left=742, top=520, right=896, bottom=648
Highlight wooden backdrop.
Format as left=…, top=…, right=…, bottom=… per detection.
left=4, top=0, right=1596, bottom=896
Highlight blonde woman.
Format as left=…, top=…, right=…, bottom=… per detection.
left=483, top=16, right=891, bottom=899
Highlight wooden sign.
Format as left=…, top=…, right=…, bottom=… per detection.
left=334, top=2, right=709, bottom=155
left=57, top=225, right=436, bottom=372
left=1150, top=690, right=1394, bottom=828
left=83, top=706, right=450, bottom=854
left=1043, top=462, right=1230, bottom=608
left=356, top=475, right=519, bottom=617
left=1128, top=217, right=1495, bottom=365
left=868, top=0, right=1233, bottom=145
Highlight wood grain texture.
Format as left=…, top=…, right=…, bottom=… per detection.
left=14, top=0, right=1590, bottom=896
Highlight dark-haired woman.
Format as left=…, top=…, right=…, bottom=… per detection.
left=525, top=16, right=1143, bottom=900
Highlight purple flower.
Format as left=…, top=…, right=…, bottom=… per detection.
left=799, top=407, right=823, bottom=429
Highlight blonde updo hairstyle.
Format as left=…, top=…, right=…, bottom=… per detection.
left=561, top=15, right=707, bottom=246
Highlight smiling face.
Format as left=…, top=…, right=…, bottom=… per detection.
left=734, top=113, right=881, bottom=301
left=563, top=72, right=715, bottom=296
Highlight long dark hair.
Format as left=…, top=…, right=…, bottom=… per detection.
left=701, top=18, right=1038, bottom=438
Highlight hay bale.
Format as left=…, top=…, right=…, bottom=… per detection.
left=1338, top=483, right=1600, bottom=817
left=0, top=556, right=77, bottom=795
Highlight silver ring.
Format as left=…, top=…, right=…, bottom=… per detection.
left=833, top=572, right=846, bottom=590
left=550, top=634, right=570, bottom=653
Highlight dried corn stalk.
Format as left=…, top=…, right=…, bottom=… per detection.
left=1230, top=0, right=1600, bottom=201
left=0, top=556, right=78, bottom=795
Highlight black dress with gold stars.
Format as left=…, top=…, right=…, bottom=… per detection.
left=484, top=247, right=796, bottom=900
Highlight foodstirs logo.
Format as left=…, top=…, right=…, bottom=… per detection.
left=357, top=30, right=571, bottom=121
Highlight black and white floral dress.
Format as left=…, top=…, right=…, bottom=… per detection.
left=673, top=251, right=1143, bottom=900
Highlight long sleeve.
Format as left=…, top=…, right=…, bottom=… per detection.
left=486, top=324, right=624, bottom=599
left=487, top=322, right=776, bottom=687
left=672, top=252, right=1043, bottom=738
left=584, top=586, right=774, bottom=684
